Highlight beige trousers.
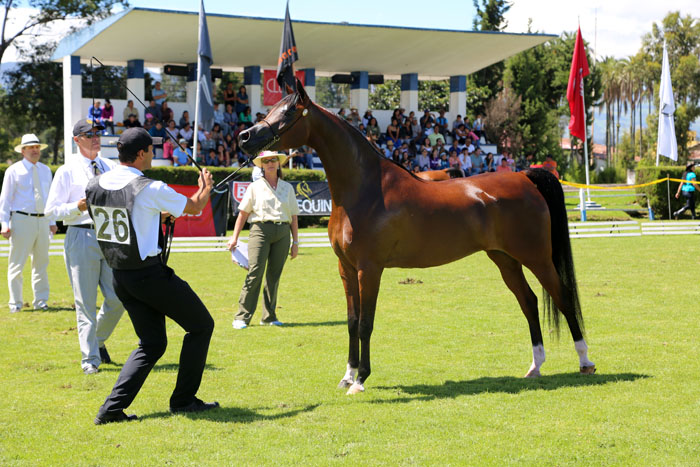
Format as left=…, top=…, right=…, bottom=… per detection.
left=7, top=212, right=50, bottom=309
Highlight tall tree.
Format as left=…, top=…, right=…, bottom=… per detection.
left=0, top=0, right=130, bottom=64
left=469, top=0, right=512, bottom=116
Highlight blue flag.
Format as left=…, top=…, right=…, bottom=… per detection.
left=197, top=0, right=214, bottom=129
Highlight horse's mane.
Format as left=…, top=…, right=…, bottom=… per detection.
left=313, top=102, right=423, bottom=180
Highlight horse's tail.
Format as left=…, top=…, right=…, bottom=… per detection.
left=525, top=169, right=584, bottom=337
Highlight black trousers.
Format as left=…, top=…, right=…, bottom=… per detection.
left=98, top=263, right=214, bottom=415
left=675, top=191, right=696, bottom=219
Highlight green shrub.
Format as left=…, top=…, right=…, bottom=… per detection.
left=635, top=165, right=689, bottom=219
left=592, top=165, right=626, bottom=184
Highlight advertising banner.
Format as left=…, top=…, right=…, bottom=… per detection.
left=231, top=180, right=331, bottom=216
left=168, top=184, right=229, bottom=237
left=263, top=69, right=305, bottom=106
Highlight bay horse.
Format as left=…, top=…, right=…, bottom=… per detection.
left=416, top=168, right=462, bottom=181
left=239, top=79, right=595, bottom=395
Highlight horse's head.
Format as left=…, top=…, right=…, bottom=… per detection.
left=238, top=77, right=311, bottom=155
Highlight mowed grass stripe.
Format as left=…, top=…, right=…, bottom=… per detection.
left=0, top=233, right=698, bottom=465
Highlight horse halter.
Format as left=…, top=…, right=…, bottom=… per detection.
left=256, top=103, right=309, bottom=152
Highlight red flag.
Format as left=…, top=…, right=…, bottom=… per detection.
left=566, top=27, right=590, bottom=140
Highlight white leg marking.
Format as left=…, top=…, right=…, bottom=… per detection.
left=337, top=364, right=357, bottom=388
left=525, top=344, right=545, bottom=377
left=575, top=339, right=595, bottom=368
left=346, top=381, right=365, bottom=395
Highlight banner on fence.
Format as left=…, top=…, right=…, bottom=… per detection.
left=168, top=184, right=229, bottom=237
left=231, top=180, right=332, bottom=216
left=263, top=69, right=305, bottom=106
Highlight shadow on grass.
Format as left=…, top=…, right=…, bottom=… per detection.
left=138, top=404, right=320, bottom=423
left=96, top=363, right=221, bottom=373
left=277, top=321, right=346, bottom=328
left=374, top=372, right=650, bottom=402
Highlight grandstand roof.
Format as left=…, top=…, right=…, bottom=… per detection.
left=52, top=7, right=555, bottom=80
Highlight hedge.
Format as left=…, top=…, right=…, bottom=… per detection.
left=0, top=163, right=327, bottom=192
left=635, top=165, right=690, bottom=219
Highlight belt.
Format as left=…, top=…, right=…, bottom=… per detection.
left=13, top=211, right=44, bottom=217
left=255, top=221, right=289, bottom=226
left=69, top=224, right=94, bottom=229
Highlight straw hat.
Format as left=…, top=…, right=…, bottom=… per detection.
left=252, top=150, right=288, bottom=167
left=14, top=134, right=48, bottom=153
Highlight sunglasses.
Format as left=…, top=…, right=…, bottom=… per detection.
left=261, top=159, right=278, bottom=164
left=79, top=133, right=100, bottom=139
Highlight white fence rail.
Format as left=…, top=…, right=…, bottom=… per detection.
left=641, top=222, right=700, bottom=236
left=0, top=232, right=332, bottom=257
left=568, top=221, right=641, bottom=238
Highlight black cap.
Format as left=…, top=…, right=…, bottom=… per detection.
left=72, top=118, right=105, bottom=136
left=117, top=128, right=152, bottom=157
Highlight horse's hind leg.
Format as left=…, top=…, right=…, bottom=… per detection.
left=337, top=259, right=360, bottom=388
left=487, top=251, right=545, bottom=378
left=529, top=260, right=595, bottom=374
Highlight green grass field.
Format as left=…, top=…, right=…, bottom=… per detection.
left=1, top=231, right=699, bottom=465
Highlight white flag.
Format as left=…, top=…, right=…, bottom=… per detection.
left=656, top=41, right=677, bottom=164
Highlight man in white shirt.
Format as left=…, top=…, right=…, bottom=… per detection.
left=87, top=128, right=218, bottom=424
left=0, top=134, right=57, bottom=313
left=45, top=119, right=124, bottom=375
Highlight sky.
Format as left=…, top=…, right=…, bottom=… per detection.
left=2, top=0, right=698, bottom=63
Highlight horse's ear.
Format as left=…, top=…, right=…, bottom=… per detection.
left=296, top=77, right=309, bottom=104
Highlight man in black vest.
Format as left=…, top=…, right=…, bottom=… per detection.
left=86, top=127, right=218, bottom=425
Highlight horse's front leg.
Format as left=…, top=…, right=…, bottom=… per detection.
left=347, top=264, right=383, bottom=395
left=337, top=259, right=359, bottom=389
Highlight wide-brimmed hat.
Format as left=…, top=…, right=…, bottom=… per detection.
left=14, top=134, right=48, bottom=153
left=252, top=151, right=288, bottom=167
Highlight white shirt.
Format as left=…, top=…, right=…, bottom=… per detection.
left=239, top=178, right=299, bottom=224
left=458, top=153, right=472, bottom=170
left=98, top=165, right=187, bottom=260
left=45, top=154, right=116, bottom=226
left=0, top=158, right=55, bottom=229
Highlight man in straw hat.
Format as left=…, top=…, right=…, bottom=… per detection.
left=45, top=119, right=124, bottom=375
left=0, top=134, right=57, bottom=313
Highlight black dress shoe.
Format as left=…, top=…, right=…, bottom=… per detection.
left=99, top=346, right=112, bottom=364
left=94, top=410, right=138, bottom=425
left=170, top=398, right=220, bottom=414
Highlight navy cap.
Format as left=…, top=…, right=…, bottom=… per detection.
left=117, top=128, right=153, bottom=157
left=72, top=118, right=105, bottom=136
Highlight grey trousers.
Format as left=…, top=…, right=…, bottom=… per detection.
left=236, top=222, right=291, bottom=324
left=64, top=226, right=124, bottom=370
left=7, top=212, right=50, bottom=309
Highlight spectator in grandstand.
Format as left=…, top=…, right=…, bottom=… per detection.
left=197, top=124, right=215, bottom=152
left=179, top=111, right=190, bottom=129
left=459, top=148, right=472, bottom=176
left=362, top=110, right=373, bottom=127
left=439, top=152, right=450, bottom=170
left=213, top=103, right=228, bottom=135
left=448, top=149, right=461, bottom=171
left=504, top=152, right=515, bottom=170
left=145, top=99, right=161, bottom=122
left=142, top=113, right=154, bottom=131
left=435, top=109, right=449, bottom=137
left=484, top=152, right=495, bottom=172
left=216, top=144, right=230, bottom=167
left=473, top=114, right=485, bottom=140
left=496, top=157, right=511, bottom=173
left=160, top=101, right=174, bottom=124
left=385, top=118, right=401, bottom=145
left=452, top=115, right=464, bottom=134
left=87, top=100, right=102, bottom=125
left=239, top=106, right=253, bottom=128
left=401, top=154, right=412, bottom=171
left=148, top=120, right=166, bottom=157
left=429, top=149, right=441, bottom=170
left=223, top=82, right=236, bottom=109
left=337, top=108, right=347, bottom=120
left=235, top=86, right=248, bottom=116
left=101, top=99, right=115, bottom=135
left=122, top=100, right=139, bottom=122
left=224, top=103, right=238, bottom=132
left=465, top=136, right=476, bottom=154
left=173, top=138, right=191, bottom=167
left=470, top=148, right=484, bottom=174
left=152, top=81, right=167, bottom=105
left=233, top=122, right=247, bottom=141
left=382, top=140, right=395, bottom=158
left=205, top=149, right=219, bottom=167
left=391, top=148, right=402, bottom=164
left=419, top=110, right=434, bottom=129
left=674, top=162, right=697, bottom=220
left=179, top=122, right=194, bottom=144
left=366, top=118, right=381, bottom=144
left=409, top=117, right=421, bottom=142
left=210, top=123, right=224, bottom=146
left=428, top=127, right=445, bottom=147
left=418, top=137, right=432, bottom=155
left=123, top=113, right=141, bottom=129
left=416, top=148, right=430, bottom=171
left=348, top=108, right=361, bottom=128
left=454, top=123, right=468, bottom=144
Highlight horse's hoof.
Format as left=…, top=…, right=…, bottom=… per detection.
left=580, top=365, right=596, bottom=375
left=524, top=369, right=541, bottom=378
left=346, top=382, right=365, bottom=395
left=337, top=378, right=353, bottom=389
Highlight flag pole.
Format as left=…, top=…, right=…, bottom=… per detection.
left=581, top=69, right=591, bottom=202
left=193, top=1, right=203, bottom=166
